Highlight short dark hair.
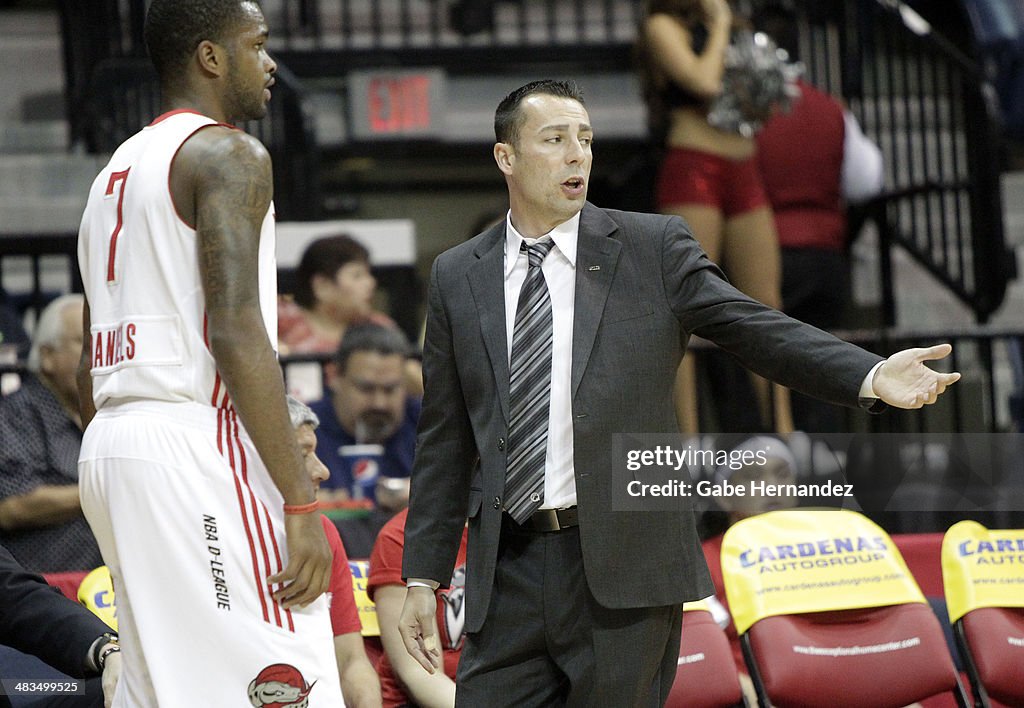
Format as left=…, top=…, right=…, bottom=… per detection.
left=335, top=323, right=411, bottom=374
left=494, top=79, right=585, bottom=145
left=293, top=235, right=370, bottom=309
left=144, top=0, right=256, bottom=83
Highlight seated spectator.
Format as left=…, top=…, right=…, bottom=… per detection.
left=287, top=396, right=382, bottom=708
left=278, top=235, right=392, bottom=355
left=0, top=294, right=102, bottom=573
left=367, top=508, right=467, bottom=708
left=277, top=234, right=423, bottom=398
left=0, top=542, right=120, bottom=708
left=311, top=324, right=419, bottom=511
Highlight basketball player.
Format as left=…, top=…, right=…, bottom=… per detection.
left=75, top=1, right=343, bottom=705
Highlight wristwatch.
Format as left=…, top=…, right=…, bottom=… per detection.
left=92, top=633, right=120, bottom=672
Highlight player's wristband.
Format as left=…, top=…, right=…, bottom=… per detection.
left=283, top=500, right=320, bottom=515
left=97, top=643, right=121, bottom=671
left=89, top=633, right=119, bottom=673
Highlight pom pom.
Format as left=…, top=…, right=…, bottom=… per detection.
left=706, top=30, right=803, bottom=137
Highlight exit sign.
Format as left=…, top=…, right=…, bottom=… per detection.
left=349, top=69, right=446, bottom=139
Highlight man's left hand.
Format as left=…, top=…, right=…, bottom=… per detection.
left=872, top=343, right=961, bottom=408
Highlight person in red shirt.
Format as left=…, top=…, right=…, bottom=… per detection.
left=288, top=396, right=382, bottom=708
left=368, top=509, right=468, bottom=708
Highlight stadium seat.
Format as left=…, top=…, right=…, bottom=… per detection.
left=665, top=600, right=747, bottom=708
left=941, top=520, right=1024, bottom=708
left=721, top=509, right=969, bottom=707
left=348, top=558, right=383, bottom=666
left=40, top=569, right=88, bottom=601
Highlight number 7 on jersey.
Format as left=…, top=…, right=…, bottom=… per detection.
left=105, top=168, right=130, bottom=283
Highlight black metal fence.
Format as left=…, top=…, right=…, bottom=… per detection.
left=831, top=1, right=1014, bottom=324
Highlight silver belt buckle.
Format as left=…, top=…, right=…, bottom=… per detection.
left=531, top=508, right=561, bottom=532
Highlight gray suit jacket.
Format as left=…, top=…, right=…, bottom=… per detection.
left=403, top=203, right=881, bottom=633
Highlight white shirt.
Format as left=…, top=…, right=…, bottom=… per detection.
left=504, top=212, right=579, bottom=509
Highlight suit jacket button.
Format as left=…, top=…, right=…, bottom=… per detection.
left=497, top=437, right=506, bottom=451
left=493, top=496, right=501, bottom=509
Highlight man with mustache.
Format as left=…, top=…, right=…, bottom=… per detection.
left=311, top=323, right=418, bottom=514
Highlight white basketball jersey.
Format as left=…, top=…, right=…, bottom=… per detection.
left=78, top=110, right=278, bottom=410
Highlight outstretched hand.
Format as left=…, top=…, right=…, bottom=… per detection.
left=398, top=586, right=442, bottom=674
left=872, top=344, right=961, bottom=409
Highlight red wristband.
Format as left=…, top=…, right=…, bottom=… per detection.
left=283, top=500, right=320, bottom=515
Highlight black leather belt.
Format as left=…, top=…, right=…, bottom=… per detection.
left=516, top=506, right=579, bottom=532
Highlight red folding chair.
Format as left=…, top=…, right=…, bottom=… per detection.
left=722, top=509, right=969, bottom=707
left=666, top=600, right=747, bottom=708
left=942, top=520, right=1024, bottom=708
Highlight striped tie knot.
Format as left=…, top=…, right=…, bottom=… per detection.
left=522, top=238, right=553, bottom=268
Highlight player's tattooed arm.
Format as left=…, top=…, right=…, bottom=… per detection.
left=188, top=128, right=331, bottom=607
left=192, top=129, right=309, bottom=500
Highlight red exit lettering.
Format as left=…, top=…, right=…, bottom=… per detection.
left=368, top=76, right=431, bottom=134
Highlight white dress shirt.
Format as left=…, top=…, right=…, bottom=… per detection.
left=504, top=212, right=579, bottom=509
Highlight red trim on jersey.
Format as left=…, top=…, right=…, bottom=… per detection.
left=215, top=394, right=283, bottom=629
left=262, top=499, right=295, bottom=632
left=148, top=109, right=206, bottom=126
left=231, top=453, right=272, bottom=624
left=231, top=408, right=285, bottom=629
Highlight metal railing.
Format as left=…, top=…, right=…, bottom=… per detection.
left=686, top=323, right=1024, bottom=435
left=791, top=0, right=1016, bottom=323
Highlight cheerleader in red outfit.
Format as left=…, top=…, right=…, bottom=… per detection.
left=638, top=0, right=793, bottom=434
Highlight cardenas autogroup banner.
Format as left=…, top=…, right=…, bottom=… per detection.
left=942, top=520, right=1024, bottom=622
left=721, top=509, right=925, bottom=634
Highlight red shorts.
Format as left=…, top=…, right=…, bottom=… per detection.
left=656, top=147, right=769, bottom=217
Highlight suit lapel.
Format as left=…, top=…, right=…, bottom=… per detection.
left=467, top=223, right=511, bottom=423
left=572, top=204, right=621, bottom=399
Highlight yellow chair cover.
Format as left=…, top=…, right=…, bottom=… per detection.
left=941, top=520, right=1024, bottom=623
left=722, top=509, right=925, bottom=634
left=77, top=565, right=118, bottom=632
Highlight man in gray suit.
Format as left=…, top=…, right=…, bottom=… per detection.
left=398, top=80, right=958, bottom=706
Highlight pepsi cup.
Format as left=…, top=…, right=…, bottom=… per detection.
left=339, top=444, right=385, bottom=502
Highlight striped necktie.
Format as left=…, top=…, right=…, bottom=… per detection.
left=505, top=238, right=555, bottom=523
